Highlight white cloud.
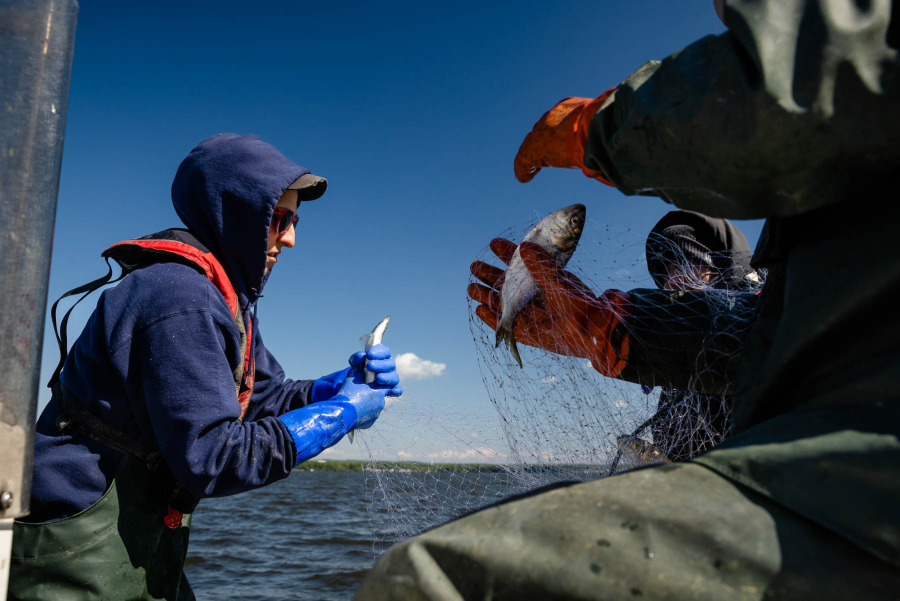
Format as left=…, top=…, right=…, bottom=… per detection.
left=540, top=375, right=558, bottom=384
left=395, top=353, right=446, bottom=380
left=318, top=447, right=360, bottom=460
left=613, top=400, right=629, bottom=408
left=424, top=447, right=504, bottom=461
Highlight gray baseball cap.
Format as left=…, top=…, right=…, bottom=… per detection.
left=287, top=173, right=328, bottom=200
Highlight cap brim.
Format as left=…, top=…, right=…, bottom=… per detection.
left=287, top=173, right=328, bottom=201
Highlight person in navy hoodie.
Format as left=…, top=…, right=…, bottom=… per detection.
left=10, top=133, right=401, bottom=601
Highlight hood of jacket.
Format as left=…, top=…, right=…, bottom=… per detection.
left=646, top=210, right=755, bottom=290
left=171, top=133, right=310, bottom=307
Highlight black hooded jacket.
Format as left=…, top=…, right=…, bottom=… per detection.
left=644, top=211, right=757, bottom=461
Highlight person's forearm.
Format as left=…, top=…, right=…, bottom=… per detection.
left=160, top=416, right=296, bottom=499
left=584, top=0, right=900, bottom=219
left=617, top=289, right=759, bottom=394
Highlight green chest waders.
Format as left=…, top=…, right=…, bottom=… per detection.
left=9, top=455, right=193, bottom=601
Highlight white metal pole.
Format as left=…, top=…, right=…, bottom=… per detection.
left=0, top=518, right=13, bottom=601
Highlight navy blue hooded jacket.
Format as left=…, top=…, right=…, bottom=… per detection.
left=30, top=134, right=331, bottom=522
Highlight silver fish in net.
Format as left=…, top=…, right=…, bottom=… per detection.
left=495, top=203, right=585, bottom=368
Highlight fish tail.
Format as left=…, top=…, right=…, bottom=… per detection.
left=495, top=322, right=524, bottom=369
left=494, top=325, right=505, bottom=349
left=509, top=336, right=523, bottom=369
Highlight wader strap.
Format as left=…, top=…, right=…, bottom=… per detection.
left=52, top=382, right=161, bottom=468
left=48, top=257, right=127, bottom=388
left=52, top=382, right=200, bottom=516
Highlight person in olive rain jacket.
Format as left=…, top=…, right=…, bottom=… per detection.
left=359, top=1, right=900, bottom=598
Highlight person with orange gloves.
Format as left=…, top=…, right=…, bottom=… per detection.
left=355, top=1, right=900, bottom=598
left=468, top=232, right=757, bottom=394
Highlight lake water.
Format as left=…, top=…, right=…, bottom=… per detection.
left=185, top=471, right=387, bottom=601
left=184, top=468, right=583, bottom=599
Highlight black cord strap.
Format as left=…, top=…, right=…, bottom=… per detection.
left=48, top=258, right=127, bottom=388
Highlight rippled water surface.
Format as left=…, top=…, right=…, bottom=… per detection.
left=185, top=471, right=385, bottom=601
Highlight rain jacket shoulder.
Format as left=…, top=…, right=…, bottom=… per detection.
left=583, top=0, right=900, bottom=220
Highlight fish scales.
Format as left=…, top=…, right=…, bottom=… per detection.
left=495, top=204, right=586, bottom=368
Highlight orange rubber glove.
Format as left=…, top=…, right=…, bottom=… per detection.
left=513, top=87, right=617, bottom=185
left=468, top=238, right=632, bottom=378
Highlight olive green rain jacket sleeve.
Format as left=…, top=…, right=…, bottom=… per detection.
left=583, top=0, right=900, bottom=220
left=595, top=0, right=900, bottom=573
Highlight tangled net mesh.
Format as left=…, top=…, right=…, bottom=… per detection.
left=359, top=213, right=764, bottom=554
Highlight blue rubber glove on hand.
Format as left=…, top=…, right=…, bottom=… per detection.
left=279, top=344, right=403, bottom=465
left=310, top=343, right=404, bottom=403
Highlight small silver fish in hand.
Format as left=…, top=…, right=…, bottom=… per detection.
left=495, top=203, right=586, bottom=368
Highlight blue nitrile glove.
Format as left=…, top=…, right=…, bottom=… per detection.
left=310, top=343, right=404, bottom=403
left=279, top=344, right=403, bottom=465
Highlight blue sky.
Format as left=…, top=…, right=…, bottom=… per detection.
left=40, top=1, right=763, bottom=458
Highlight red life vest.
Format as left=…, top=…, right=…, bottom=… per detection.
left=50, top=228, right=255, bottom=420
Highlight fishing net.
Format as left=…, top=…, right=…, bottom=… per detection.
left=358, top=400, right=515, bottom=553
left=359, top=213, right=764, bottom=554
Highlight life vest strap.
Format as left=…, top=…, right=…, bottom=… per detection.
left=104, top=236, right=238, bottom=318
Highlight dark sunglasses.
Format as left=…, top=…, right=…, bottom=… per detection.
left=271, top=207, right=299, bottom=237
